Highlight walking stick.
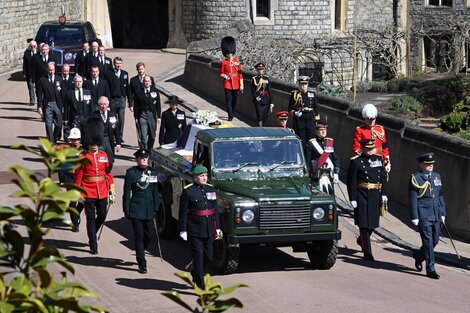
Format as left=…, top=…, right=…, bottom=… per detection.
left=336, top=182, right=350, bottom=207
left=153, top=218, right=164, bottom=262
left=442, top=221, right=462, bottom=260
left=97, top=201, right=112, bottom=241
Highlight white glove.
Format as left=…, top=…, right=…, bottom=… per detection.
left=350, top=201, right=357, bottom=208
left=412, top=219, right=419, bottom=226
left=294, top=111, right=303, bottom=118
left=108, top=193, right=116, bottom=205
left=215, top=229, right=223, bottom=239
left=269, top=103, right=274, bottom=112
left=385, top=162, right=391, bottom=173
left=333, top=173, right=339, bottom=184
left=179, top=231, right=187, bottom=241
left=441, top=216, right=445, bottom=223
left=381, top=195, right=388, bottom=203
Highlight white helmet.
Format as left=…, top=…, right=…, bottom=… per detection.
left=362, top=103, right=378, bottom=119
left=68, top=127, right=81, bottom=139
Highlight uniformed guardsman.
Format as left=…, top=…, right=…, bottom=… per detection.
left=307, top=115, right=340, bottom=195
left=352, top=103, right=391, bottom=173
left=409, top=152, right=446, bottom=279
left=347, top=138, right=388, bottom=261
left=123, top=148, right=160, bottom=274
left=179, top=165, right=222, bottom=289
left=74, top=117, right=115, bottom=255
left=288, top=76, right=317, bottom=147
left=275, top=111, right=295, bottom=133
left=251, top=62, right=274, bottom=126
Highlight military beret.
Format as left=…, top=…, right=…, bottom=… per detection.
left=298, top=76, right=310, bottom=84
left=192, top=165, right=208, bottom=175
left=360, top=138, right=375, bottom=148
left=134, top=148, right=149, bottom=158
left=254, top=62, right=265, bottom=69
left=275, top=111, right=289, bottom=120
left=417, top=152, right=435, bottom=164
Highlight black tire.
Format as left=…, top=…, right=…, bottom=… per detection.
left=307, top=239, right=338, bottom=269
left=156, top=196, right=177, bottom=239
left=213, top=236, right=240, bottom=274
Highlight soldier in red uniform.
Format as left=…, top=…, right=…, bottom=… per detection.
left=352, top=103, right=391, bottom=173
left=74, top=116, right=115, bottom=254
left=219, top=36, right=243, bottom=121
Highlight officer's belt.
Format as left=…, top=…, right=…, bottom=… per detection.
left=358, top=182, right=382, bottom=190
left=302, top=107, right=314, bottom=112
left=190, top=208, right=215, bottom=217
left=84, top=176, right=105, bottom=182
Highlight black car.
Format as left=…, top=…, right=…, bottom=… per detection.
left=34, top=20, right=98, bottom=73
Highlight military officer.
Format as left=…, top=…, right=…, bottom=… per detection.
left=179, top=165, right=222, bottom=289
left=123, top=148, right=160, bottom=274
left=251, top=62, right=274, bottom=126
left=352, top=103, right=391, bottom=173
left=288, top=76, right=317, bottom=148
left=347, top=138, right=388, bottom=261
left=307, top=115, right=340, bottom=195
left=409, top=152, right=446, bottom=279
left=159, top=95, right=187, bottom=145
left=275, top=111, right=295, bottom=133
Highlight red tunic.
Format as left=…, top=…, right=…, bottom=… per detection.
left=219, top=58, right=243, bottom=90
left=74, top=151, right=113, bottom=199
left=352, top=124, right=389, bottom=161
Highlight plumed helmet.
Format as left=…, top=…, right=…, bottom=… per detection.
left=82, top=116, right=104, bottom=147
left=221, top=36, right=236, bottom=57
left=362, top=103, right=378, bottom=119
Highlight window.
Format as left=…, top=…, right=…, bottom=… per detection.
left=427, top=0, right=453, bottom=7
left=251, top=0, right=278, bottom=26
left=423, top=35, right=452, bottom=71
left=256, top=0, right=270, bottom=18
left=333, top=0, right=348, bottom=32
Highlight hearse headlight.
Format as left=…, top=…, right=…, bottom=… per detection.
left=241, top=209, right=255, bottom=224
left=313, top=207, right=325, bottom=220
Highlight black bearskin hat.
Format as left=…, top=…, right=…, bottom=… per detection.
left=82, top=116, right=104, bottom=147
left=221, top=36, right=236, bottom=57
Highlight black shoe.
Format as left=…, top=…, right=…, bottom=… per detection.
left=413, top=252, right=423, bottom=272
left=426, top=271, right=440, bottom=279
left=364, top=253, right=375, bottom=261
left=90, top=248, right=98, bottom=255
left=356, top=236, right=362, bottom=247
left=228, top=117, right=233, bottom=121
left=138, top=266, right=147, bottom=274
left=71, top=224, right=79, bottom=232
left=29, top=103, right=35, bottom=106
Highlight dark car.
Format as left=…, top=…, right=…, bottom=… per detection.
left=34, top=19, right=98, bottom=73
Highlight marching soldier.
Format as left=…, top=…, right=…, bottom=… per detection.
left=275, top=111, right=294, bottom=133
left=352, top=103, right=391, bottom=173
left=409, top=152, right=446, bottom=279
left=74, top=116, right=116, bottom=255
left=288, top=76, right=317, bottom=147
left=179, top=165, right=222, bottom=289
left=307, top=115, right=340, bottom=195
left=123, top=148, right=160, bottom=274
left=159, top=95, right=187, bottom=145
left=347, top=138, right=388, bottom=261
left=251, top=62, right=274, bottom=126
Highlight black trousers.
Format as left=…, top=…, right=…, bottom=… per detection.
left=416, top=220, right=441, bottom=273
left=224, top=89, right=239, bottom=119
left=70, top=201, right=85, bottom=226
left=293, top=115, right=316, bottom=147
left=130, top=218, right=155, bottom=267
left=84, top=198, right=108, bottom=250
left=358, top=228, right=374, bottom=255
left=255, top=102, right=269, bottom=126
left=189, top=235, right=214, bottom=289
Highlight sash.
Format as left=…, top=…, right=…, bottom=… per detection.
left=311, top=138, right=334, bottom=170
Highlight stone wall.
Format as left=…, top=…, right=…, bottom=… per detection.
left=0, top=0, right=84, bottom=73
left=184, top=53, right=470, bottom=241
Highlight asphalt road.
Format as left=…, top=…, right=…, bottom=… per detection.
left=1, top=49, right=469, bottom=313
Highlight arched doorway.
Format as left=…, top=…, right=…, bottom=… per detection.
left=109, top=0, right=168, bottom=48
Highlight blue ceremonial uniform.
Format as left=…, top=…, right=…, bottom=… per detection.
left=409, top=170, right=446, bottom=274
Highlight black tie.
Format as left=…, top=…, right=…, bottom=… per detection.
left=94, top=79, right=97, bottom=86
left=78, top=90, right=82, bottom=102
left=146, top=89, right=150, bottom=97
left=49, top=76, right=53, bottom=84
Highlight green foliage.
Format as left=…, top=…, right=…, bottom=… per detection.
left=368, top=81, right=388, bottom=92
left=391, top=95, right=421, bottom=113
left=412, top=71, right=427, bottom=78
left=317, top=82, right=346, bottom=98
left=162, top=272, right=248, bottom=313
left=440, top=111, right=466, bottom=132
left=456, top=131, right=470, bottom=140
left=0, top=140, right=107, bottom=312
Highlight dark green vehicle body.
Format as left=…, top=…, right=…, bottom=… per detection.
left=150, top=127, right=341, bottom=273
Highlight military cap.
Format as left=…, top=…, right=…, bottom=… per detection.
left=134, top=148, right=149, bottom=158
left=192, top=165, right=208, bottom=175
left=254, top=62, right=265, bottom=69
left=315, top=114, right=328, bottom=128
left=68, top=127, right=81, bottom=139
left=360, top=138, right=375, bottom=149
left=82, top=116, right=104, bottom=147
left=417, top=152, right=435, bottom=164
left=298, top=76, right=310, bottom=84
left=275, top=111, right=289, bottom=120
left=165, top=95, right=183, bottom=104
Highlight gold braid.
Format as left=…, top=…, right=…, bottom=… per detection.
left=411, top=174, right=430, bottom=198
left=253, top=76, right=265, bottom=92
left=372, top=126, right=385, bottom=141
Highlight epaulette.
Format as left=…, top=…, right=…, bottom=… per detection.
left=206, top=183, right=214, bottom=187
left=350, top=154, right=360, bottom=160
left=184, top=183, right=193, bottom=189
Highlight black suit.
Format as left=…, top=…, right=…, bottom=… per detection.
left=128, top=75, right=155, bottom=109
left=84, top=77, right=111, bottom=111
left=74, top=50, right=90, bottom=77
left=38, top=75, right=63, bottom=143
left=23, top=49, right=38, bottom=105
left=85, top=52, right=99, bottom=79
left=65, top=88, right=93, bottom=129
left=134, top=86, right=161, bottom=149
left=106, top=69, right=130, bottom=136
left=60, top=75, right=75, bottom=92
left=93, top=110, right=122, bottom=168
left=89, top=55, right=112, bottom=78
left=159, top=108, right=186, bottom=145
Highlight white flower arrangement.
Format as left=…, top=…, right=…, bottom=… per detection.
left=192, top=110, right=218, bottom=125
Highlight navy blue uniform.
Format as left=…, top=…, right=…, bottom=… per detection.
left=179, top=182, right=220, bottom=288
left=251, top=74, right=273, bottom=126
left=288, top=89, right=317, bottom=147
left=409, top=171, right=446, bottom=274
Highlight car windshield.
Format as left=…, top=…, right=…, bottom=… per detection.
left=212, top=139, right=304, bottom=170
left=36, top=24, right=85, bottom=46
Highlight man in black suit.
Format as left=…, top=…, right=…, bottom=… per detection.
left=37, top=62, right=63, bottom=144
left=106, top=57, right=129, bottom=140
left=159, top=95, right=187, bottom=145
left=60, top=64, right=74, bottom=91
left=74, top=41, right=90, bottom=77
left=134, top=75, right=161, bottom=150
left=85, top=41, right=99, bottom=79
left=64, top=75, right=93, bottom=131
left=23, top=40, right=38, bottom=106
left=96, top=46, right=113, bottom=78
left=94, top=96, right=122, bottom=169
left=128, top=62, right=155, bottom=112
left=33, top=44, right=56, bottom=106
left=84, top=66, right=111, bottom=112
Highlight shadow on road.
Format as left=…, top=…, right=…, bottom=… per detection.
left=7, top=71, right=24, bottom=82
left=0, top=115, right=41, bottom=122
left=115, top=277, right=189, bottom=291
left=66, top=255, right=136, bottom=271
left=0, top=104, right=34, bottom=108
